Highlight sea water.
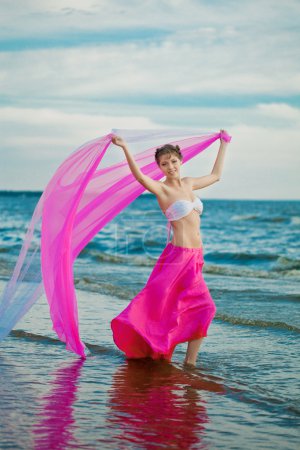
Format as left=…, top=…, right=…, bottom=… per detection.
left=0, top=191, right=299, bottom=449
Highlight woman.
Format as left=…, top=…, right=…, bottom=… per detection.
left=110, top=130, right=230, bottom=367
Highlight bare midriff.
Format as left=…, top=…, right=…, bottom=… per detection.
left=169, top=209, right=203, bottom=248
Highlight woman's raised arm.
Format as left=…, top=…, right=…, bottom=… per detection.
left=183, top=129, right=231, bottom=190
left=112, top=135, right=164, bottom=196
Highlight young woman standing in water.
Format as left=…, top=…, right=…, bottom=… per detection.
left=110, top=130, right=231, bottom=367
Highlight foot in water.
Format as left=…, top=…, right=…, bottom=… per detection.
left=183, top=359, right=196, bottom=369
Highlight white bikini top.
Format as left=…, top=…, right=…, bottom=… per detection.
left=163, top=195, right=203, bottom=244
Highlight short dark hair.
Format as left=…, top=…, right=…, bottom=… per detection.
left=155, top=144, right=183, bottom=165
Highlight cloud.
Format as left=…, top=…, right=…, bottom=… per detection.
left=0, top=106, right=156, bottom=128
left=0, top=0, right=299, bottom=198
left=1, top=1, right=299, bottom=39
left=256, top=103, right=300, bottom=122
left=0, top=1, right=299, bottom=102
left=0, top=41, right=298, bottom=113
left=0, top=107, right=160, bottom=158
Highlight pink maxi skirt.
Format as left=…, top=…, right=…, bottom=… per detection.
left=110, top=242, right=217, bottom=361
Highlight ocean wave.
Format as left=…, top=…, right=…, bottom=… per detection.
left=231, top=214, right=288, bottom=224
left=81, top=248, right=156, bottom=267
left=231, top=214, right=260, bottom=221
left=215, top=313, right=300, bottom=333
left=290, top=216, right=300, bottom=226
left=203, top=263, right=300, bottom=280
left=205, top=251, right=278, bottom=264
left=74, top=277, right=137, bottom=300
left=10, top=329, right=63, bottom=345
left=83, top=248, right=300, bottom=273
left=273, top=256, right=300, bottom=271
left=9, top=329, right=127, bottom=358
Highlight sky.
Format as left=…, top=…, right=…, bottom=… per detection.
left=0, top=0, right=299, bottom=199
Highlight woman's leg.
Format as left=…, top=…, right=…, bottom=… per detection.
left=184, top=337, right=204, bottom=366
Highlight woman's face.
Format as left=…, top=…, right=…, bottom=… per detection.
left=158, top=153, right=182, bottom=178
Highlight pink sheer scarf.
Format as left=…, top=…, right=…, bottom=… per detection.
left=0, top=129, right=231, bottom=357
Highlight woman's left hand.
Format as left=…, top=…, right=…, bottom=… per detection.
left=219, top=129, right=231, bottom=144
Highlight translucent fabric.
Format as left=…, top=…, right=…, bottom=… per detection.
left=0, top=128, right=231, bottom=357
left=111, top=242, right=217, bottom=361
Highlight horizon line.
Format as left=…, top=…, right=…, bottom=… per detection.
left=0, top=189, right=299, bottom=202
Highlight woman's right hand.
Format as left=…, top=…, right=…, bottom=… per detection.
left=112, top=135, right=126, bottom=148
